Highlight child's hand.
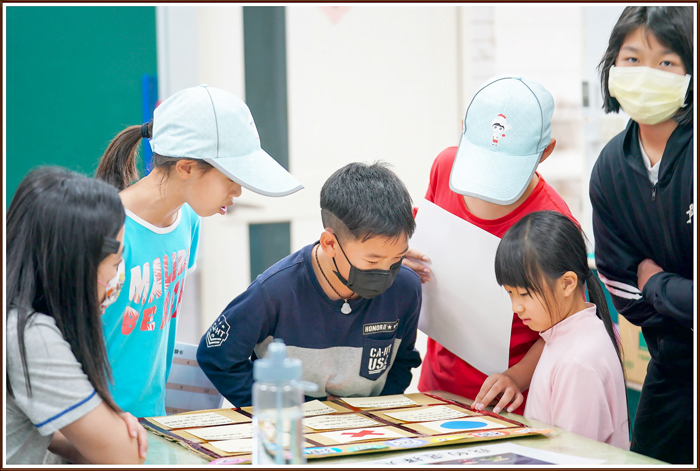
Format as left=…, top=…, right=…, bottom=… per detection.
left=637, top=258, right=663, bottom=291
left=119, top=412, right=149, bottom=459
left=403, top=248, right=431, bottom=283
left=472, top=373, right=523, bottom=415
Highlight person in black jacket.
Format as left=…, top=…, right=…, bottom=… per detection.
left=590, top=7, right=694, bottom=464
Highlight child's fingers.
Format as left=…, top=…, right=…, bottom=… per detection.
left=473, top=377, right=494, bottom=406
left=493, top=389, right=523, bottom=414
left=120, top=412, right=149, bottom=458
left=402, top=247, right=431, bottom=282
left=506, top=393, right=524, bottom=413
left=473, top=376, right=501, bottom=411
left=492, top=389, right=515, bottom=414
left=137, top=424, right=149, bottom=458
left=405, top=248, right=430, bottom=263
left=120, top=412, right=138, bottom=437
left=402, top=258, right=431, bottom=275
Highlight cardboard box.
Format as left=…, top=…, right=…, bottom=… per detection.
left=617, top=315, right=650, bottom=386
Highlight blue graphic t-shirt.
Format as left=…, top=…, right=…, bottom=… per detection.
left=103, top=204, right=200, bottom=418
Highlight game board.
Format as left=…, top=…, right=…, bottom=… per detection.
left=140, top=392, right=551, bottom=463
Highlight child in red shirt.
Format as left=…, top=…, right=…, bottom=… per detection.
left=405, top=75, right=575, bottom=415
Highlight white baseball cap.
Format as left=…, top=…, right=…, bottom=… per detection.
left=150, top=85, right=303, bottom=197
left=450, top=75, right=554, bottom=205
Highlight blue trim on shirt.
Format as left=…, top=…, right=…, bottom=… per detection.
left=34, top=390, right=97, bottom=428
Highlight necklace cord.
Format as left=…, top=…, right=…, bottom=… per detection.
left=315, top=244, right=349, bottom=302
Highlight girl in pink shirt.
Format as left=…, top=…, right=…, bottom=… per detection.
left=480, top=210, right=629, bottom=449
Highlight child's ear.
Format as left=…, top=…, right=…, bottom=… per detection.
left=539, top=138, right=557, bottom=163
left=319, top=230, right=338, bottom=258
left=175, top=159, right=197, bottom=180
left=560, top=270, right=579, bottom=297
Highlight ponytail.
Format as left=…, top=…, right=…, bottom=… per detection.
left=585, top=272, right=624, bottom=371
left=96, top=122, right=152, bottom=191
left=586, top=271, right=630, bottom=426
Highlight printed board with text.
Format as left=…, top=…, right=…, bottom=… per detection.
left=141, top=392, right=550, bottom=462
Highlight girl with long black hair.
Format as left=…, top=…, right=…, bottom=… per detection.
left=477, top=210, right=629, bottom=449
left=6, top=167, right=147, bottom=464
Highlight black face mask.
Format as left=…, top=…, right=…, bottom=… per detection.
left=331, top=236, right=404, bottom=299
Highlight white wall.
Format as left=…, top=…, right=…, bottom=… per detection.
left=156, top=5, right=248, bottom=345
left=580, top=5, right=628, bottom=245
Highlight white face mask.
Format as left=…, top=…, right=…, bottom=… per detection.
left=608, top=66, right=691, bottom=125
left=98, top=259, right=125, bottom=313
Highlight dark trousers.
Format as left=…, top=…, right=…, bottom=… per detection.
left=630, top=357, right=694, bottom=464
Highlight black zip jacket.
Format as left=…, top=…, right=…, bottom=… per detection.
left=590, top=119, right=693, bottom=368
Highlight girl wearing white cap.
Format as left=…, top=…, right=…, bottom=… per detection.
left=95, top=85, right=303, bottom=418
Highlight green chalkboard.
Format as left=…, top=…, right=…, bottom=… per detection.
left=5, top=6, right=157, bottom=206
left=249, top=222, right=291, bottom=282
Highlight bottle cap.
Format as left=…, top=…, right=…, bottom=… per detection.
left=253, top=339, right=302, bottom=382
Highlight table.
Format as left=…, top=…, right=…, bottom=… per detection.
left=144, top=391, right=665, bottom=465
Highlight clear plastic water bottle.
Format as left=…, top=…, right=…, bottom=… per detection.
left=252, top=339, right=308, bottom=465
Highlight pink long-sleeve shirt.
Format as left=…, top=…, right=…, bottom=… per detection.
left=524, top=303, right=630, bottom=449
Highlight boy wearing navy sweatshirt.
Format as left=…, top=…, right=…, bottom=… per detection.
left=197, top=162, right=422, bottom=407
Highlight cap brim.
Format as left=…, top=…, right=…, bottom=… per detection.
left=449, top=136, right=540, bottom=205
left=204, top=150, right=304, bottom=197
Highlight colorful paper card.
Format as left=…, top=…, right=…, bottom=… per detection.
left=307, top=425, right=416, bottom=446
left=317, top=427, right=406, bottom=444
left=408, top=417, right=513, bottom=435
left=303, top=413, right=380, bottom=431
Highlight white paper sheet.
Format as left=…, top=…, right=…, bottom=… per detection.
left=186, top=423, right=253, bottom=441
left=164, top=342, right=225, bottom=414
left=209, top=436, right=289, bottom=453
left=302, top=400, right=338, bottom=417
left=368, top=442, right=606, bottom=465
left=384, top=405, right=468, bottom=422
left=303, top=414, right=380, bottom=431
left=339, top=395, right=417, bottom=409
left=411, top=199, right=513, bottom=375
left=150, top=411, right=233, bottom=429
left=208, top=438, right=254, bottom=453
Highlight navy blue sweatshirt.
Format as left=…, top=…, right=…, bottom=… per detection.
left=590, top=119, right=693, bottom=368
left=197, top=242, right=423, bottom=407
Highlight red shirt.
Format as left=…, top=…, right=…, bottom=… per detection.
left=417, top=147, right=574, bottom=415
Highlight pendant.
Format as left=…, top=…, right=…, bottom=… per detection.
left=341, top=302, right=352, bottom=315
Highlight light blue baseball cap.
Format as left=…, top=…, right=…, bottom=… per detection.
left=150, top=85, right=303, bottom=197
left=450, top=75, right=554, bottom=205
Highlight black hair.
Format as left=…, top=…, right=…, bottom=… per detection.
left=95, top=121, right=213, bottom=191
left=598, top=6, right=694, bottom=125
left=494, top=211, right=626, bottom=385
left=320, top=161, right=415, bottom=243
left=6, top=167, right=126, bottom=412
